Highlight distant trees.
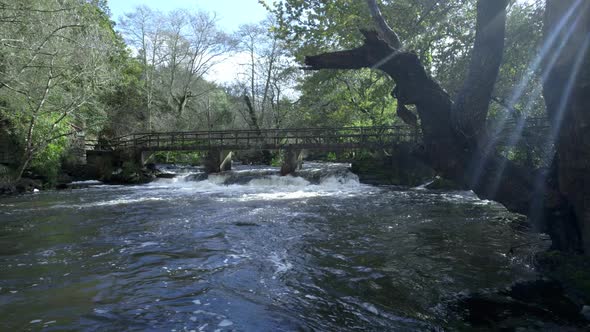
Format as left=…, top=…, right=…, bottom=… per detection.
left=119, top=7, right=235, bottom=131
left=232, top=17, right=297, bottom=130
left=0, top=1, right=304, bottom=183
left=117, top=6, right=164, bottom=131
left=116, top=7, right=304, bottom=133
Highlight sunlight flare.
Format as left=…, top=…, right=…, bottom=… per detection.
left=468, top=0, right=584, bottom=192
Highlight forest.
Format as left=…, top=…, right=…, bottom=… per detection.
left=1, top=0, right=590, bottom=330
left=1, top=0, right=547, bottom=182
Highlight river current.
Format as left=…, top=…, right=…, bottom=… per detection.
left=0, top=163, right=545, bottom=331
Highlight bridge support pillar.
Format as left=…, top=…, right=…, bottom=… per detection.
left=204, top=149, right=232, bottom=173
left=280, top=147, right=304, bottom=176
left=135, top=151, right=154, bottom=166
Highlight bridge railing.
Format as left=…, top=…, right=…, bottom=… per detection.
left=84, top=120, right=555, bottom=157
left=101, top=126, right=420, bottom=151
left=83, top=118, right=551, bottom=153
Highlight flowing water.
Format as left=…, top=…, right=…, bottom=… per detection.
left=0, top=163, right=545, bottom=331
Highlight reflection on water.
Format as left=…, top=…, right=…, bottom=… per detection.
left=0, top=163, right=543, bottom=331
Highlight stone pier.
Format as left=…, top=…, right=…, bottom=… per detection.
left=204, top=149, right=232, bottom=173
left=280, top=146, right=304, bottom=176
left=137, top=151, right=155, bottom=166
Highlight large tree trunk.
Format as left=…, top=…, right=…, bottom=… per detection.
left=304, top=0, right=590, bottom=253
left=543, top=0, right=590, bottom=253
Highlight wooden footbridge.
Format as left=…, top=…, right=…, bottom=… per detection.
left=84, top=120, right=549, bottom=174
left=87, top=125, right=419, bottom=153
left=84, top=126, right=419, bottom=174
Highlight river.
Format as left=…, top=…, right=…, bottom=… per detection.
left=0, top=163, right=545, bottom=331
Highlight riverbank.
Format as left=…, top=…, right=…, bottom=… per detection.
left=0, top=178, right=42, bottom=195
left=0, top=162, right=162, bottom=196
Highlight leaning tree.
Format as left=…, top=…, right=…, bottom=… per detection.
left=302, top=0, right=590, bottom=254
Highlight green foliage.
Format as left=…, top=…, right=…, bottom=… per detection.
left=270, top=152, right=284, bottom=167
left=262, top=0, right=484, bottom=129
left=30, top=138, right=68, bottom=186
left=296, top=69, right=397, bottom=127
left=492, top=3, right=546, bottom=119
left=263, top=0, right=372, bottom=57
left=0, top=164, right=14, bottom=183
left=152, top=152, right=202, bottom=165
left=326, top=152, right=337, bottom=162
left=0, top=0, right=126, bottom=179
left=100, top=57, right=148, bottom=136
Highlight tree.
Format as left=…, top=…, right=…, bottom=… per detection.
left=542, top=0, right=590, bottom=254
left=266, top=0, right=547, bottom=129
left=263, top=0, right=497, bottom=129
left=119, top=8, right=234, bottom=130
left=119, top=5, right=165, bottom=130
left=233, top=17, right=297, bottom=130
left=0, top=0, right=122, bottom=180
left=160, top=11, right=234, bottom=117
left=275, top=0, right=590, bottom=253
left=100, top=56, right=148, bottom=136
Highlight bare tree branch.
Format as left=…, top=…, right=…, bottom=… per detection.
left=18, top=24, right=84, bottom=76
left=366, top=0, right=402, bottom=49
left=0, top=81, right=28, bottom=96
left=1, top=3, right=75, bottom=14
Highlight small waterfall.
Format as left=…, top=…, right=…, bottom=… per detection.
left=149, top=162, right=363, bottom=191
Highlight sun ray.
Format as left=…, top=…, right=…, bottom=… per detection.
left=467, top=0, right=584, bottom=191
left=486, top=8, right=587, bottom=197
left=528, top=32, right=590, bottom=225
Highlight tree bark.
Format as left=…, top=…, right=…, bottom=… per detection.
left=243, top=95, right=261, bottom=135
left=365, top=0, right=402, bottom=50
left=15, top=152, right=32, bottom=181
left=452, top=0, right=509, bottom=143
left=543, top=0, right=590, bottom=253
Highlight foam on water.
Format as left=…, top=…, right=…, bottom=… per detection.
left=269, top=251, right=293, bottom=276
left=142, top=164, right=371, bottom=202
left=247, top=175, right=311, bottom=187
left=318, top=174, right=361, bottom=188
left=69, top=180, right=103, bottom=185
left=53, top=196, right=166, bottom=209
left=237, top=191, right=323, bottom=202
left=412, top=179, right=435, bottom=190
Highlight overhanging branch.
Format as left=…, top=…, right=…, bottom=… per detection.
left=366, top=0, right=402, bottom=49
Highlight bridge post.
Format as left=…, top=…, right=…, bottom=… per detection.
left=280, top=146, right=304, bottom=176
left=204, top=148, right=232, bottom=173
